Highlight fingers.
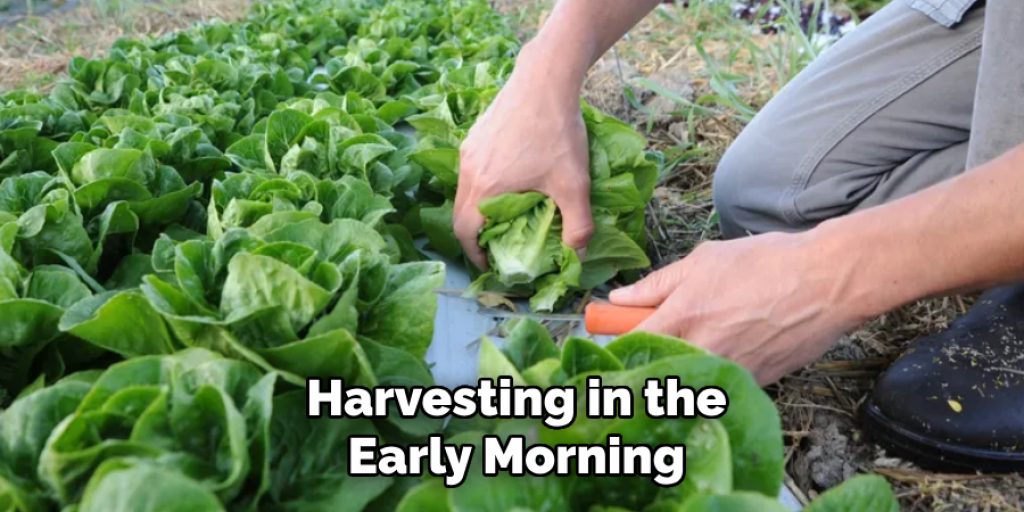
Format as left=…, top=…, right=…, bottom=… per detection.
left=633, top=306, right=680, bottom=337
left=609, top=262, right=684, bottom=307
left=456, top=133, right=594, bottom=271
left=549, top=177, right=594, bottom=258
left=453, top=183, right=488, bottom=271
left=454, top=142, right=490, bottom=270
left=634, top=303, right=778, bottom=386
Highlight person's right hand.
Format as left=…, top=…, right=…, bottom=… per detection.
left=454, top=59, right=594, bottom=270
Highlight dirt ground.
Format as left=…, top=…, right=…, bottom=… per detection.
left=0, top=0, right=249, bottom=91
left=496, top=1, right=1023, bottom=510
left=1, top=0, right=1021, bottom=509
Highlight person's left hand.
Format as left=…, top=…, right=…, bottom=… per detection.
left=609, top=231, right=871, bottom=385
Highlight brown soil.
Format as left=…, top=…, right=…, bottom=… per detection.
left=0, top=0, right=249, bottom=91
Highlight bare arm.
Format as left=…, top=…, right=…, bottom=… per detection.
left=610, top=144, right=1024, bottom=384
left=455, top=0, right=662, bottom=269
left=521, top=0, right=664, bottom=95
left=822, top=143, right=1024, bottom=316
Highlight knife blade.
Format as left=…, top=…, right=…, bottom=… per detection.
left=447, top=298, right=655, bottom=336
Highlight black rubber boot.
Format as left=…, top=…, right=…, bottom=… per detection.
left=861, top=284, right=1024, bottom=472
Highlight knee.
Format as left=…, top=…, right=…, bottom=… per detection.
left=712, top=123, right=801, bottom=238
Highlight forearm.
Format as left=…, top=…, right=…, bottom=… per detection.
left=514, top=0, right=662, bottom=99
left=813, top=143, right=1024, bottom=318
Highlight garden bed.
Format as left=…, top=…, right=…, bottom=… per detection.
left=0, top=0, right=1019, bottom=509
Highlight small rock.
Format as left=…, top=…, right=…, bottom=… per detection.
left=631, top=67, right=694, bottom=124
left=806, top=422, right=858, bottom=488
left=667, top=121, right=689, bottom=144
left=824, top=334, right=869, bottom=361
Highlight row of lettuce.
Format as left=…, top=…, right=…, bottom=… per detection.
left=2, top=322, right=898, bottom=511
left=0, top=0, right=897, bottom=509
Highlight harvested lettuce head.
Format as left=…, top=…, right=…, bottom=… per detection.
left=478, top=192, right=559, bottom=285
left=475, top=193, right=582, bottom=311
left=457, top=104, right=656, bottom=311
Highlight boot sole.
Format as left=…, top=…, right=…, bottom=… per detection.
left=860, top=400, right=1024, bottom=473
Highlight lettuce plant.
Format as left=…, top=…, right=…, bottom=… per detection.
left=399, top=319, right=899, bottom=512
left=140, top=214, right=443, bottom=385
left=0, top=323, right=898, bottom=512
left=0, top=349, right=393, bottom=511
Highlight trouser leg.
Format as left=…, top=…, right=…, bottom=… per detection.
left=966, top=0, right=1024, bottom=169
left=713, top=1, right=985, bottom=239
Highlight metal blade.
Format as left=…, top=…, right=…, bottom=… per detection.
left=475, top=308, right=584, bottom=323
left=434, top=288, right=584, bottom=322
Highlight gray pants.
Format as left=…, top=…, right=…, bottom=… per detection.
left=713, top=0, right=1024, bottom=238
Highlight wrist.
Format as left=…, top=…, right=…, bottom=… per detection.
left=802, top=217, right=918, bottom=322
left=516, top=36, right=588, bottom=101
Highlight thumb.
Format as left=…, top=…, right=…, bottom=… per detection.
left=550, top=181, right=594, bottom=257
left=609, top=263, right=684, bottom=307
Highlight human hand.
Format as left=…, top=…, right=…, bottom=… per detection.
left=454, top=58, right=593, bottom=270
left=609, top=232, right=874, bottom=385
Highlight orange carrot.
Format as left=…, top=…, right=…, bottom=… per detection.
left=584, top=302, right=656, bottom=335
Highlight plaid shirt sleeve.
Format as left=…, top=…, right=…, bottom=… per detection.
left=906, top=0, right=980, bottom=27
